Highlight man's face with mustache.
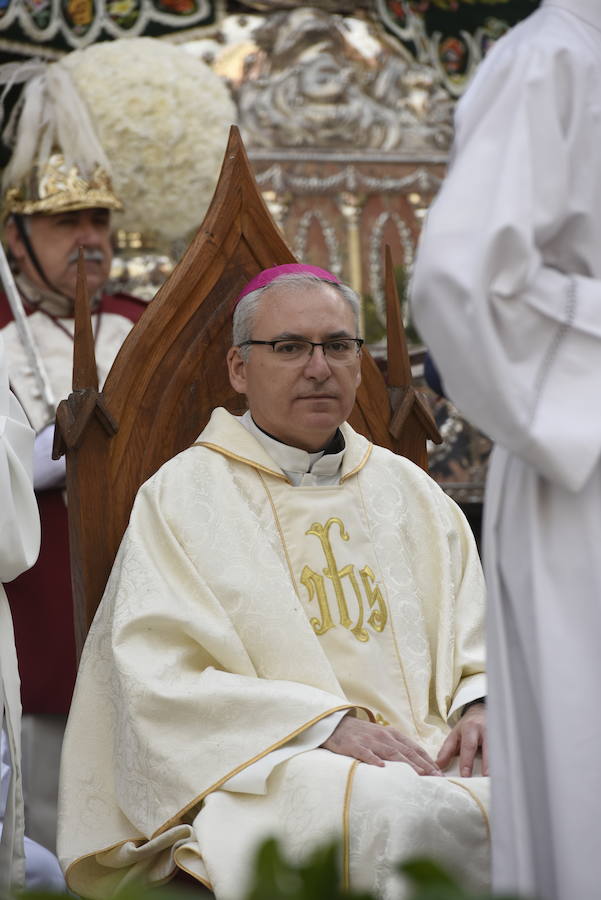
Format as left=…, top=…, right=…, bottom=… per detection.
left=6, top=207, right=113, bottom=304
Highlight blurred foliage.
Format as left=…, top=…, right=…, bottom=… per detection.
left=247, top=839, right=526, bottom=900
left=15, top=838, right=528, bottom=900
left=247, top=838, right=372, bottom=900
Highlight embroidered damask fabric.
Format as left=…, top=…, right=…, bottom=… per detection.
left=59, top=408, right=489, bottom=899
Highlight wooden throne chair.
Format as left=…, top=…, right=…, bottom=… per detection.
left=54, top=126, right=441, bottom=658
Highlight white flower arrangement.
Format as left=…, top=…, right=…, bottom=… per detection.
left=61, top=37, right=237, bottom=242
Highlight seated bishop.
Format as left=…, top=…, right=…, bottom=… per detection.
left=58, top=264, right=490, bottom=899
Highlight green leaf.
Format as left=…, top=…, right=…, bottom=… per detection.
left=401, top=857, right=462, bottom=888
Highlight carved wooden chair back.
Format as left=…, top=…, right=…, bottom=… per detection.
left=54, top=127, right=440, bottom=657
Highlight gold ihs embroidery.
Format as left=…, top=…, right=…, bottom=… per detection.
left=300, top=517, right=388, bottom=642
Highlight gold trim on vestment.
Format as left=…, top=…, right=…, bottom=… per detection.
left=257, top=470, right=301, bottom=592
left=194, top=432, right=372, bottom=486
left=355, top=473, right=422, bottom=736
left=64, top=837, right=145, bottom=890
left=65, top=705, right=365, bottom=890
left=192, top=442, right=291, bottom=483
left=172, top=861, right=213, bottom=891
left=342, top=759, right=360, bottom=892
left=340, top=442, right=372, bottom=481
left=153, top=705, right=366, bottom=839
left=66, top=842, right=215, bottom=894
left=447, top=778, right=491, bottom=839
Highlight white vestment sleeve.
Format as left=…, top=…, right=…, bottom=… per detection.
left=411, top=35, right=601, bottom=492
left=223, top=710, right=346, bottom=794
left=448, top=675, right=486, bottom=724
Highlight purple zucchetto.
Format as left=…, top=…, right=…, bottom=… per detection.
left=234, top=263, right=341, bottom=309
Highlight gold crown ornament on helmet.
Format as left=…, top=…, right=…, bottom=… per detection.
left=0, top=59, right=122, bottom=221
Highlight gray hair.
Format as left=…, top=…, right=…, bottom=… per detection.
left=232, top=272, right=361, bottom=359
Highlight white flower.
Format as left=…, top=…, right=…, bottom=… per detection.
left=61, top=37, right=237, bottom=242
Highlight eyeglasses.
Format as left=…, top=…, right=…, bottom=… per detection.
left=238, top=338, right=364, bottom=365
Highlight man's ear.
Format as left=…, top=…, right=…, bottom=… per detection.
left=227, top=346, right=247, bottom=395
left=4, top=218, right=26, bottom=264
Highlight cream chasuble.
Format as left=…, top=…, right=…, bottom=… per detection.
left=59, top=408, right=489, bottom=899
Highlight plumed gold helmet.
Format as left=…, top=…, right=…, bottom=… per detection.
left=4, top=152, right=122, bottom=218
left=0, top=60, right=122, bottom=221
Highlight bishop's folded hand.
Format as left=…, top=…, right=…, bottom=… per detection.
left=320, top=713, right=444, bottom=775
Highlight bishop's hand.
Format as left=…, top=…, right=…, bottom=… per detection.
left=436, top=702, right=488, bottom=777
left=320, top=714, right=443, bottom=775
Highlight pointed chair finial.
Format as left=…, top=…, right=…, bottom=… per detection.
left=385, top=245, right=412, bottom=389
left=382, top=245, right=441, bottom=468
left=53, top=248, right=117, bottom=460
left=73, top=247, right=99, bottom=392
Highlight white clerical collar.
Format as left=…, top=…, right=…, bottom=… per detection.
left=239, top=411, right=346, bottom=486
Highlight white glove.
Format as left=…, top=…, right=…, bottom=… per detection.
left=33, top=423, right=66, bottom=491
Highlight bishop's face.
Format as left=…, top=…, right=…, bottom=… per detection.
left=227, top=282, right=362, bottom=452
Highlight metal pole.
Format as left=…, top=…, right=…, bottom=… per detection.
left=0, top=240, right=56, bottom=421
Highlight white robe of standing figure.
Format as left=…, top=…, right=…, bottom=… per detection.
left=0, top=330, right=64, bottom=892
left=0, top=328, right=37, bottom=888
left=411, top=2, right=601, bottom=899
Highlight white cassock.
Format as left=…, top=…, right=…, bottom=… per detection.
left=59, top=408, right=489, bottom=900
left=411, top=2, right=601, bottom=898
left=0, top=331, right=41, bottom=892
